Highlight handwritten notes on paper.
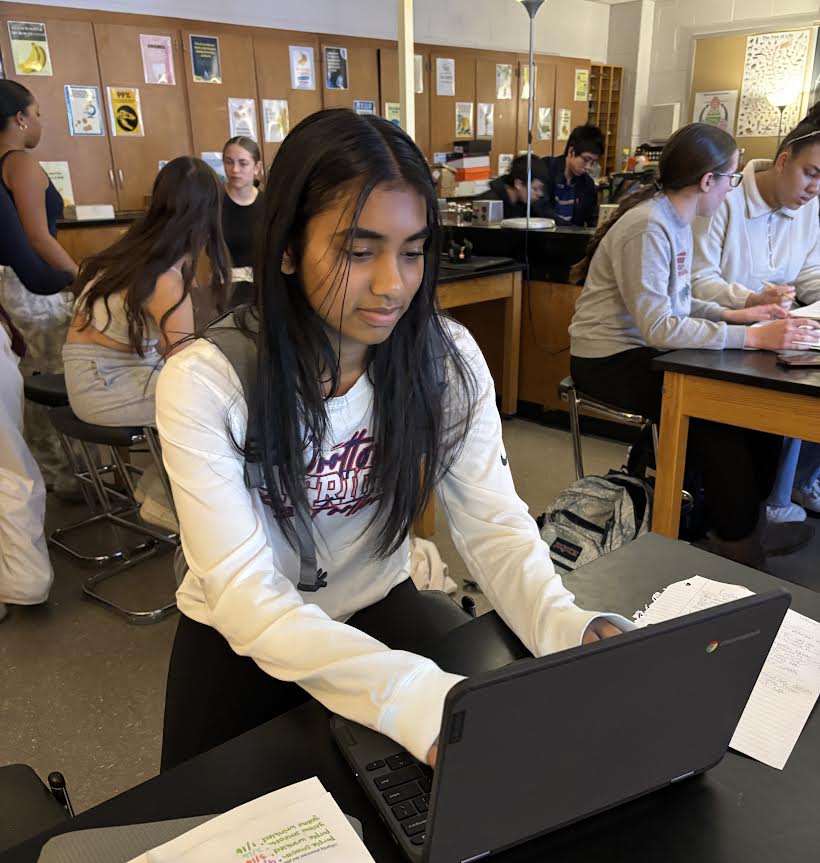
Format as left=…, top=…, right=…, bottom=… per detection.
left=127, top=778, right=375, bottom=863
left=634, top=575, right=820, bottom=770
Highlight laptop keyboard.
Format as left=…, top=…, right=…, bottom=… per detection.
left=366, top=751, right=433, bottom=846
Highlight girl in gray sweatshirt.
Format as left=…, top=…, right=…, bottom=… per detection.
left=568, top=123, right=820, bottom=570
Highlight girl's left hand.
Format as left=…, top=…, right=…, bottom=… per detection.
left=582, top=618, right=624, bottom=644
left=721, top=304, right=789, bottom=325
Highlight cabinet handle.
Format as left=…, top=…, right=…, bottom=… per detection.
left=108, top=169, right=115, bottom=188
left=117, top=169, right=124, bottom=188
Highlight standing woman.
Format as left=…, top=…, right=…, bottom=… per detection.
left=693, top=105, right=820, bottom=522
left=222, top=136, right=264, bottom=308
left=0, top=81, right=79, bottom=497
left=569, top=123, right=820, bottom=570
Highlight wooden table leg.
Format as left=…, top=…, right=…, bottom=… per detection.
left=501, top=272, right=522, bottom=417
left=652, top=371, right=690, bottom=538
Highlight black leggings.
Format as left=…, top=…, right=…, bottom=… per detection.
left=571, top=348, right=781, bottom=541
left=161, top=579, right=469, bottom=771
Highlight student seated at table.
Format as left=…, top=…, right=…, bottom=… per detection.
left=538, top=124, right=603, bottom=227
left=484, top=154, right=549, bottom=218
left=63, top=157, right=230, bottom=531
left=155, top=108, right=631, bottom=771
left=569, top=122, right=820, bottom=569
left=693, top=104, right=820, bottom=524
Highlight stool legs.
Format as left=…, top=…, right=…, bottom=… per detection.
left=567, top=388, right=585, bottom=481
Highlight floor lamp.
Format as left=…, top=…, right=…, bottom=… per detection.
left=515, top=0, right=546, bottom=232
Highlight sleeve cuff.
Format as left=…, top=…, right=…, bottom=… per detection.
left=725, top=325, right=748, bottom=350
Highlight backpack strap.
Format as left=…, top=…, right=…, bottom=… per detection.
left=205, top=307, right=327, bottom=592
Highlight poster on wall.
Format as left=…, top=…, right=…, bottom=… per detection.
left=414, top=54, right=423, bottom=94
left=140, top=34, right=175, bottom=85
left=557, top=108, right=572, bottom=141
left=496, top=64, right=512, bottom=100
left=536, top=106, right=552, bottom=141
left=289, top=46, right=316, bottom=91
left=574, top=68, right=590, bottom=102
left=521, top=65, right=536, bottom=100
left=64, top=85, right=104, bottom=136
left=692, top=90, right=738, bottom=132
left=263, top=99, right=289, bottom=142
left=201, top=151, right=226, bottom=181
left=107, top=87, right=144, bottom=136
left=455, top=101, right=473, bottom=137
left=477, top=102, right=494, bottom=137
left=190, top=35, right=222, bottom=83
left=324, top=46, right=348, bottom=89
left=736, top=30, right=810, bottom=137
left=385, top=102, right=401, bottom=126
left=498, top=153, right=513, bottom=176
left=8, top=21, right=52, bottom=76
left=228, top=97, right=258, bottom=140
left=39, top=161, right=74, bottom=206
left=436, top=58, right=455, bottom=96
left=353, top=100, right=375, bottom=115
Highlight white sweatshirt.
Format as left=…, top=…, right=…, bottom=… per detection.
left=692, top=159, right=820, bottom=309
left=155, top=322, right=631, bottom=763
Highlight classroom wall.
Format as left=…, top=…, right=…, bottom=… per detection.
left=646, top=0, right=820, bottom=136
left=0, top=0, right=612, bottom=59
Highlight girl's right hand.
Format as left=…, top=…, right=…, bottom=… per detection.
left=744, top=317, right=820, bottom=351
left=746, top=283, right=796, bottom=308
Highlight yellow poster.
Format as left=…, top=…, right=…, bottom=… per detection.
left=8, top=21, right=53, bottom=76
left=107, top=87, right=144, bottom=137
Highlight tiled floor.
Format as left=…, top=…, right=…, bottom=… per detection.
left=1, top=419, right=817, bottom=814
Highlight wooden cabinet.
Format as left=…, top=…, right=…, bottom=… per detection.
left=515, top=59, right=557, bottom=157
left=252, top=32, right=321, bottom=166
left=318, top=37, right=380, bottom=115
left=429, top=50, right=476, bottom=157
left=94, top=22, right=193, bottom=209
left=475, top=54, right=519, bottom=173
left=588, top=63, right=623, bottom=176
left=518, top=280, right=581, bottom=411
left=182, top=28, right=260, bottom=164
left=378, top=48, right=431, bottom=159
left=554, top=57, right=591, bottom=156
left=0, top=16, right=117, bottom=206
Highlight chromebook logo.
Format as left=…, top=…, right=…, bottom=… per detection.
left=706, top=640, right=719, bottom=653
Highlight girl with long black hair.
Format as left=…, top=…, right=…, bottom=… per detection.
left=569, top=123, right=820, bottom=570
left=156, top=109, right=629, bottom=771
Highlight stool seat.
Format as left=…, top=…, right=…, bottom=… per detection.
left=558, top=375, right=574, bottom=395
left=23, top=373, right=69, bottom=407
left=48, top=405, right=145, bottom=448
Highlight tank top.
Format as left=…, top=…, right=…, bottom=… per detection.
left=0, top=149, right=64, bottom=237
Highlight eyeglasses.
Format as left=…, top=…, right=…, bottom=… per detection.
left=712, top=171, right=743, bottom=188
left=579, top=154, right=599, bottom=166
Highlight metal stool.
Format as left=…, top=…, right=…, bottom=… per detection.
left=559, top=376, right=658, bottom=481
left=47, top=405, right=178, bottom=625
left=0, top=766, right=73, bottom=854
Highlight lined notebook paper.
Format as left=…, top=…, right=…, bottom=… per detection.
left=633, top=576, right=820, bottom=770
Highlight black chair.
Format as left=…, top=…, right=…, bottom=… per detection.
left=47, top=405, right=178, bottom=625
left=0, top=766, right=73, bottom=854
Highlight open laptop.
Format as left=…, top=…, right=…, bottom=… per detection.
left=331, top=590, right=790, bottom=863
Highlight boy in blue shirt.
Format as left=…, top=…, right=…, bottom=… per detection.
left=540, top=125, right=603, bottom=227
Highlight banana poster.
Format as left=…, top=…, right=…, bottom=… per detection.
left=8, top=21, right=53, bottom=76
left=107, top=87, right=145, bottom=136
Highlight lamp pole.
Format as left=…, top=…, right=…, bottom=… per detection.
left=776, top=104, right=786, bottom=149
left=517, top=0, right=546, bottom=232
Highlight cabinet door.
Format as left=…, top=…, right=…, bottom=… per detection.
left=253, top=33, right=321, bottom=166
left=319, top=38, right=380, bottom=114
left=429, top=51, right=476, bottom=157
left=555, top=58, right=592, bottom=154
left=182, top=29, right=260, bottom=163
left=516, top=59, right=556, bottom=157
left=378, top=48, right=430, bottom=159
left=0, top=16, right=116, bottom=205
left=95, top=22, right=193, bottom=210
left=476, top=55, right=518, bottom=176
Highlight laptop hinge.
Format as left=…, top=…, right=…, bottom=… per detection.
left=671, top=770, right=695, bottom=783
left=461, top=854, right=490, bottom=862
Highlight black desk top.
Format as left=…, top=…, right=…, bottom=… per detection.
left=57, top=210, right=143, bottom=230
left=3, top=535, right=818, bottom=863
left=437, top=258, right=525, bottom=285
left=653, top=348, right=820, bottom=397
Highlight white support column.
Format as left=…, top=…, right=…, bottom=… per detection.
left=398, top=0, right=416, bottom=140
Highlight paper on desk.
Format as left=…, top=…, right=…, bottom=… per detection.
left=633, top=576, right=820, bottom=770
left=126, top=776, right=375, bottom=863
left=789, top=300, right=820, bottom=319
